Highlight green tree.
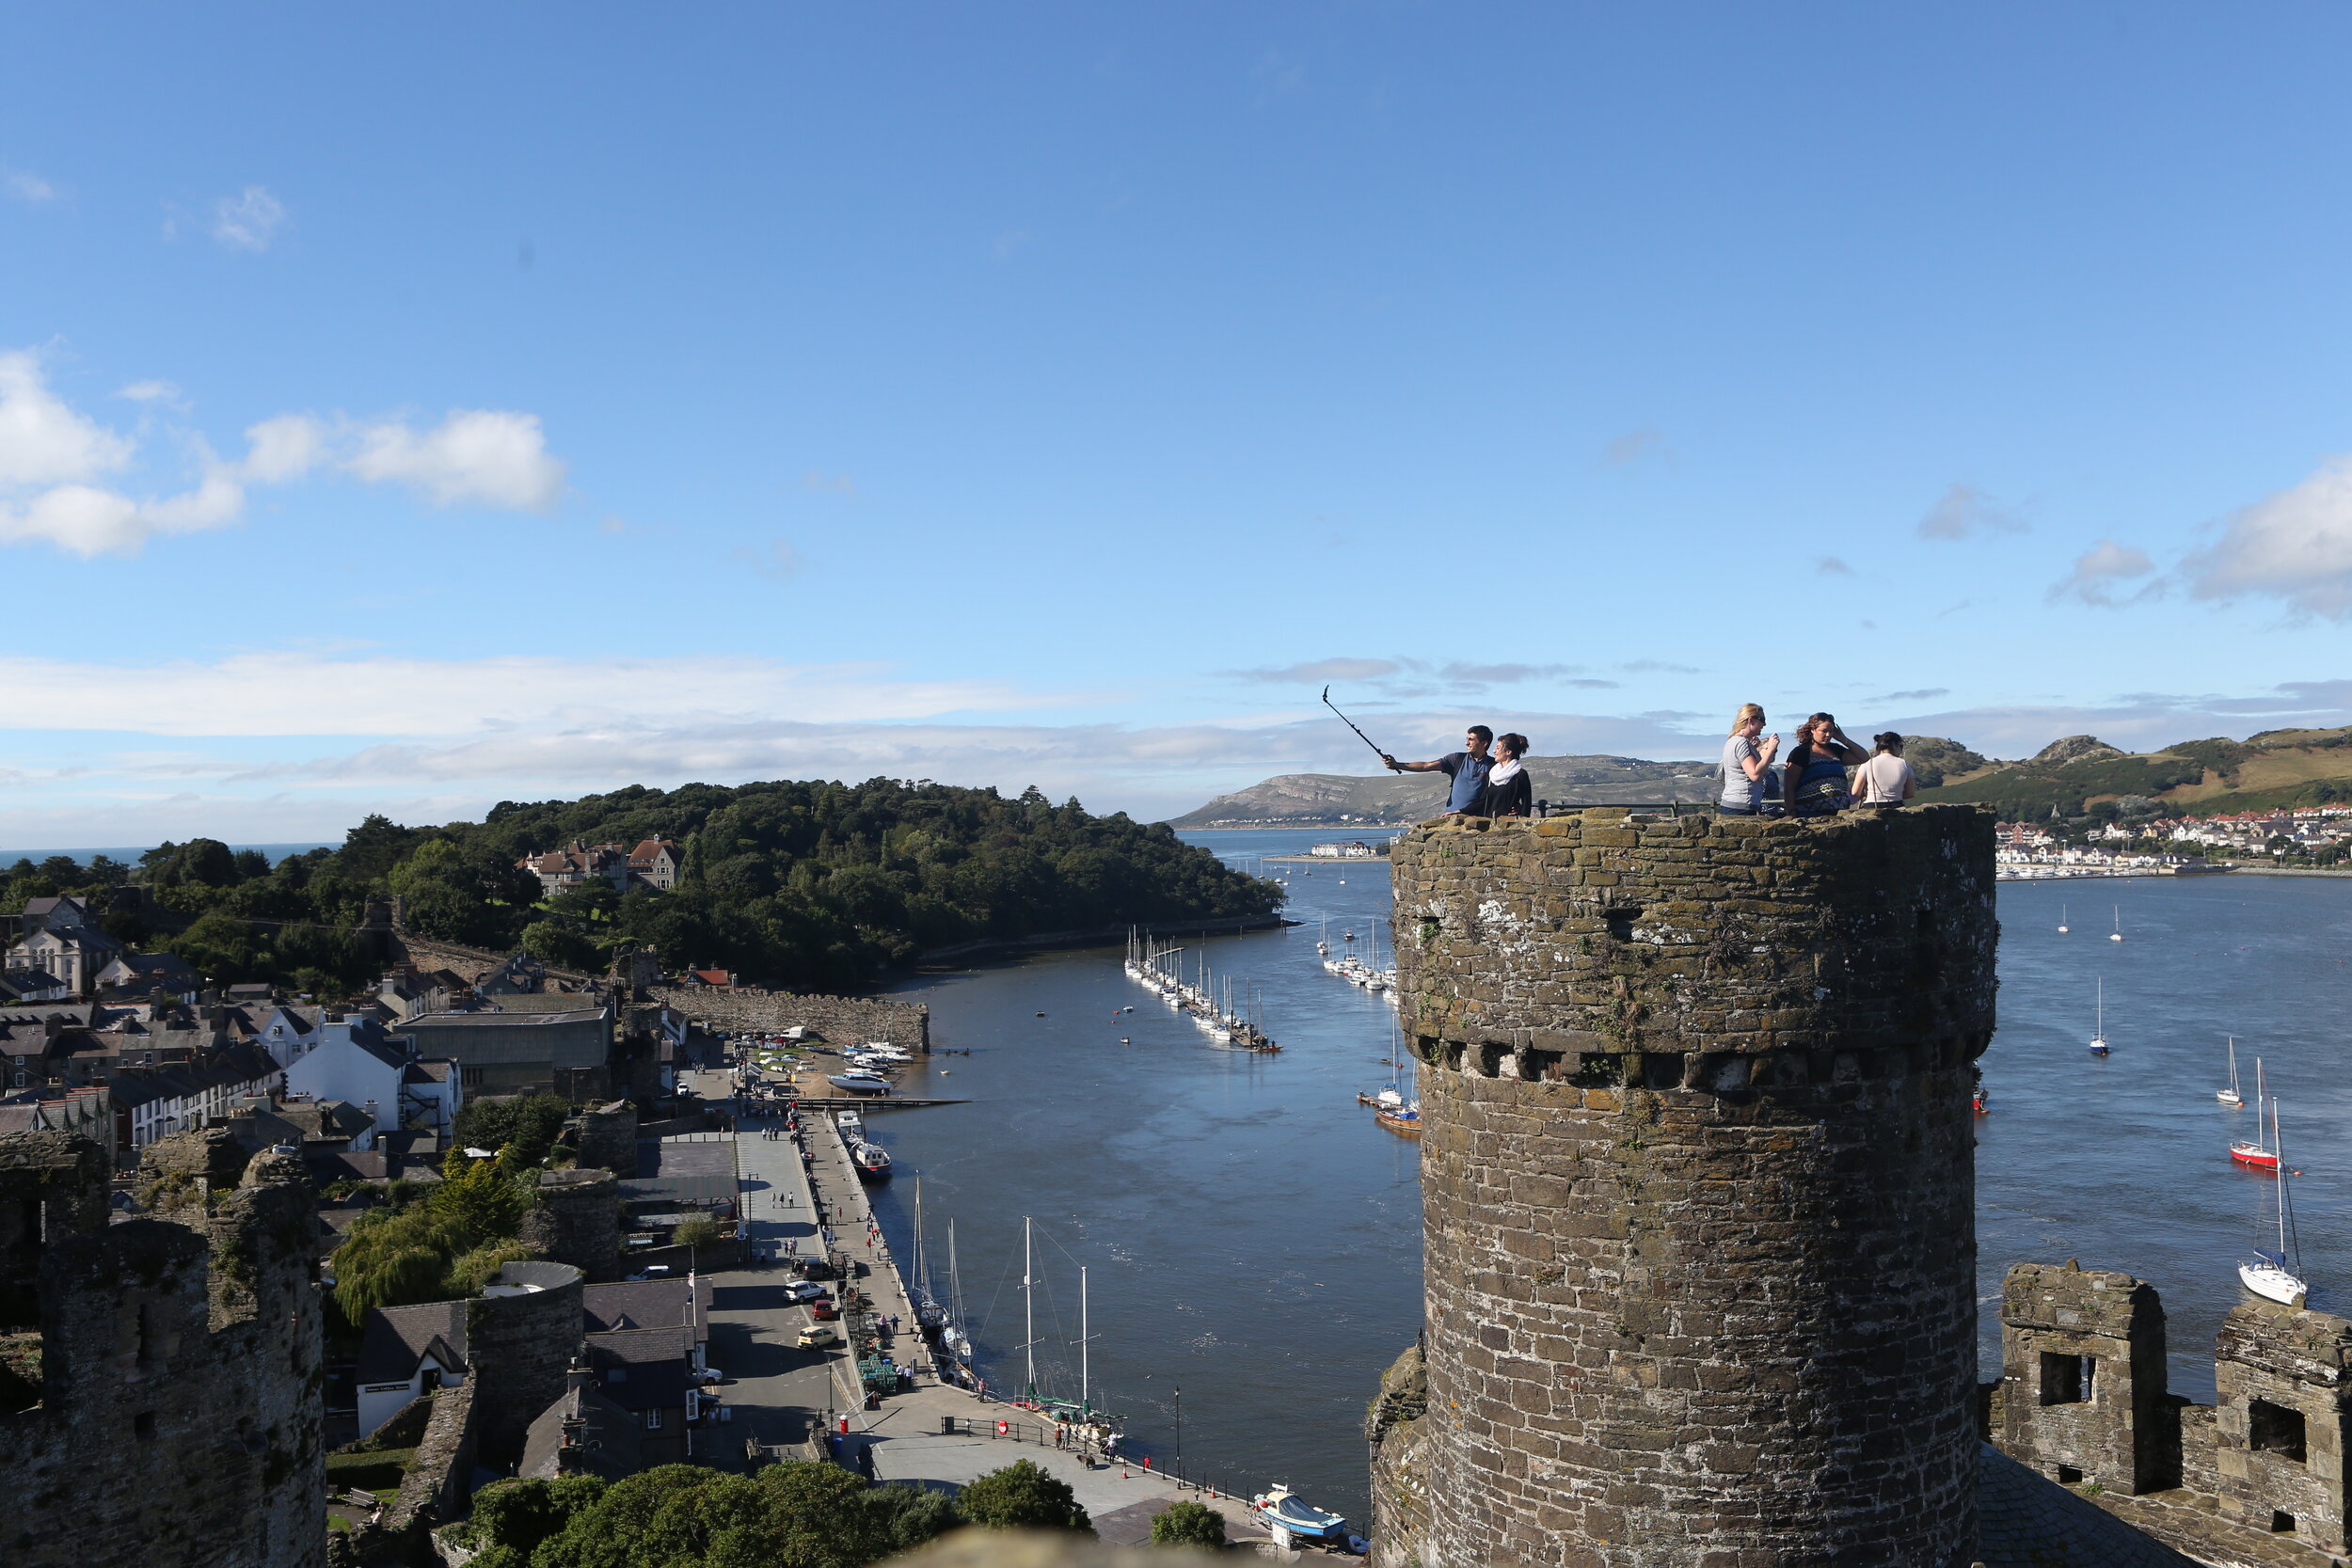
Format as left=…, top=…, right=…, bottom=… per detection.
left=522, top=919, right=601, bottom=971
left=453, top=1092, right=573, bottom=1167
left=466, top=1475, right=609, bottom=1565
left=673, top=1214, right=723, bottom=1261
left=1151, top=1499, right=1228, bottom=1548
left=755, top=1460, right=895, bottom=1568
left=430, top=1148, right=530, bottom=1236
left=955, top=1460, right=1093, bottom=1534
left=863, top=1484, right=961, bottom=1554
left=162, top=909, right=261, bottom=983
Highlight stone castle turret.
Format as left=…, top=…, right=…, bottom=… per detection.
left=0, top=1131, right=326, bottom=1568
left=1373, top=805, right=1997, bottom=1567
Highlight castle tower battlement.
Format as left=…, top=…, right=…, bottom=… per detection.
left=1374, top=805, right=1997, bottom=1567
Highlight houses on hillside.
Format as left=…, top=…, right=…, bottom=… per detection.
left=516, top=838, right=685, bottom=897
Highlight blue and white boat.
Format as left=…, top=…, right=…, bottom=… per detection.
left=829, top=1070, right=891, bottom=1095
left=1254, top=1484, right=1348, bottom=1543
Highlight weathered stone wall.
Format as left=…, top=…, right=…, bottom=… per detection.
left=573, top=1099, right=638, bottom=1178
left=0, top=1132, right=325, bottom=1568
left=1376, top=806, right=1995, bottom=1568
left=464, top=1260, right=583, bottom=1465
left=1999, top=1261, right=2172, bottom=1494
left=519, top=1169, right=623, bottom=1282
left=654, top=987, right=930, bottom=1051
left=1994, top=1261, right=2352, bottom=1566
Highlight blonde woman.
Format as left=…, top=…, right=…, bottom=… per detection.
left=1719, top=705, right=1781, bottom=816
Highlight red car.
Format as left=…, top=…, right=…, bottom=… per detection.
left=810, top=1301, right=839, bottom=1321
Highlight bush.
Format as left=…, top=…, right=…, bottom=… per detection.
left=325, top=1446, right=414, bottom=1493
left=673, top=1215, right=724, bottom=1257
left=866, top=1484, right=961, bottom=1552
left=1150, top=1499, right=1228, bottom=1547
left=463, top=1475, right=608, bottom=1559
left=955, top=1460, right=1093, bottom=1534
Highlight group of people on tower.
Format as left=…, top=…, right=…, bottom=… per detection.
left=1377, top=707, right=1920, bottom=820
left=1718, top=704, right=1915, bottom=816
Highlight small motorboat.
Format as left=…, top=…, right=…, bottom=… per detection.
left=1255, top=1485, right=1348, bottom=1544
left=1972, top=1089, right=1989, bottom=1117
left=850, top=1141, right=893, bottom=1180
left=829, top=1070, right=891, bottom=1095
left=1375, top=1104, right=1422, bottom=1138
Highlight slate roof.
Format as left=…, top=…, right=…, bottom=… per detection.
left=618, top=1140, right=733, bottom=1205
left=584, top=1325, right=693, bottom=1415
left=357, top=1301, right=469, bottom=1386
left=1976, top=1446, right=2199, bottom=1568
left=580, top=1276, right=712, bottom=1341
left=519, top=1382, right=646, bottom=1481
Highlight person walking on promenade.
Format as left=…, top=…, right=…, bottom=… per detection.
left=1476, top=733, right=1533, bottom=816
left=1852, top=732, right=1918, bottom=807
left=1719, top=705, right=1781, bottom=816
left=1783, top=712, right=1868, bottom=817
left=1383, top=725, right=1495, bottom=816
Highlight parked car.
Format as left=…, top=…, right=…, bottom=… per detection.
left=810, top=1301, right=838, bottom=1321
left=793, top=1259, right=835, bottom=1281
left=786, top=1281, right=829, bottom=1302
left=796, top=1324, right=840, bottom=1349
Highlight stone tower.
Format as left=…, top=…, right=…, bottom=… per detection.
left=1373, top=805, right=1996, bottom=1567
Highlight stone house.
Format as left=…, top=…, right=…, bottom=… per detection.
left=284, top=1016, right=416, bottom=1135
left=520, top=1373, right=645, bottom=1481
left=403, top=1003, right=613, bottom=1097
left=92, top=950, right=200, bottom=1001
left=0, top=967, right=68, bottom=1004
left=108, top=1045, right=286, bottom=1150
left=256, top=1004, right=321, bottom=1069
left=517, top=841, right=631, bottom=896
left=7, top=895, right=121, bottom=996
left=628, top=838, right=684, bottom=891
left=356, top=1300, right=470, bottom=1438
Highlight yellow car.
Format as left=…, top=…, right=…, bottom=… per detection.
left=796, top=1324, right=840, bottom=1349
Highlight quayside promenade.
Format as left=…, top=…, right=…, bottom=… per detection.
left=682, top=1066, right=1283, bottom=1551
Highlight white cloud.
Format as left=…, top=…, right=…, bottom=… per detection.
left=347, top=409, right=565, bottom=510
left=240, top=414, right=327, bottom=483
left=1916, top=483, right=2026, bottom=541
left=118, top=379, right=187, bottom=408
left=2183, top=455, right=2352, bottom=619
left=3, top=165, right=55, bottom=203
left=0, top=351, right=574, bottom=557
left=211, top=185, right=287, bottom=251
left=729, top=539, right=808, bottom=582
left=0, top=351, right=135, bottom=485
left=2049, top=539, right=2157, bottom=606
left=1230, top=657, right=1401, bottom=685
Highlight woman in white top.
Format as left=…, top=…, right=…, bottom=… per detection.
left=1718, top=704, right=1781, bottom=815
left=1851, top=732, right=1918, bottom=806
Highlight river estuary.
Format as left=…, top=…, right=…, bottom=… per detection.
left=850, top=827, right=2352, bottom=1528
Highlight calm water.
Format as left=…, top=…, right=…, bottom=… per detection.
left=862, top=834, right=2352, bottom=1524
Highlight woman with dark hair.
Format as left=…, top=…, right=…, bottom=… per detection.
left=1782, top=713, right=1867, bottom=817
left=1478, top=733, right=1533, bottom=817
left=1852, top=732, right=1917, bottom=807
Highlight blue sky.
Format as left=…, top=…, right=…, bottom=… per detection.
left=6, top=5, right=2352, bottom=842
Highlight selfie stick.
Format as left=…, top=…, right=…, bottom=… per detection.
left=1321, top=686, right=1394, bottom=766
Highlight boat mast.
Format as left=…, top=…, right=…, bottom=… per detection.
left=949, top=1219, right=964, bottom=1330
left=2275, top=1094, right=2290, bottom=1261
left=1024, top=1215, right=1036, bottom=1400
left=1080, top=1264, right=1090, bottom=1409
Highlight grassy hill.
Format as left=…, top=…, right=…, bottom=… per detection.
left=1920, top=726, right=2352, bottom=819
left=1168, top=754, right=1719, bottom=827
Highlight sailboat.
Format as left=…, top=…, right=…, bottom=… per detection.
left=2217, top=1037, right=2245, bottom=1108
left=2110, top=905, right=2123, bottom=942
left=2239, top=1091, right=2307, bottom=1307
left=2087, top=978, right=2110, bottom=1056
left=2231, top=1060, right=2281, bottom=1170
left=1317, top=917, right=1329, bottom=958
left=2058, top=903, right=2069, bottom=934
